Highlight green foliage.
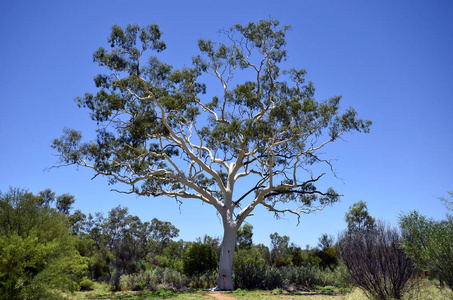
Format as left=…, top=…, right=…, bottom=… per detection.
left=237, top=224, right=254, bottom=250
left=233, top=248, right=267, bottom=289
left=269, top=232, right=292, bottom=267
left=315, top=234, right=338, bottom=271
left=183, top=243, right=218, bottom=276
left=195, top=234, right=221, bottom=259
left=281, top=266, right=343, bottom=290
left=36, top=252, right=89, bottom=292
left=53, top=18, right=371, bottom=225
left=119, top=267, right=188, bottom=292
left=316, top=247, right=338, bottom=271
left=53, top=19, right=371, bottom=290
left=399, top=210, right=453, bottom=291
left=233, top=264, right=345, bottom=291
left=0, top=277, right=22, bottom=300
left=287, top=244, right=304, bottom=267
left=79, top=277, right=95, bottom=291
left=155, top=255, right=184, bottom=274
left=315, top=285, right=336, bottom=291
left=232, top=245, right=346, bottom=290
left=149, top=218, right=180, bottom=256
left=317, top=233, right=335, bottom=251
left=0, top=188, right=88, bottom=298
left=344, top=200, right=376, bottom=232
left=73, top=205, right=181, bottom=287
left=262, top=266, right=283, bottom=290
left=188, top=270, right=218, bottom=289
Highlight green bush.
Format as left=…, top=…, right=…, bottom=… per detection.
left=263, top=266, right=283, bottom=290
left=233, top=255, right=346, bottom=291
left=119, top=267, right=188, bottom=291
left=160, top=268, right=189, bottom=291
left=189, top=270, right=218, bottom=289
left=234, top=261, right=268, bottom=289
left=280, top=265, right=343, bottom=290
left=19, top=281, right=62, bottom=300
left=79, top=277, right=95, bottom=291
left=233, top=248, right=268, bottom=289
left=183, top=243, right=218, bottom=276
left=400, top=211, right=453, bottom=291
left=0, top=278, right=22, bottom=300
left=0, top=188, right=88, bottom=298
left=155, top=255, right=184, bottom=273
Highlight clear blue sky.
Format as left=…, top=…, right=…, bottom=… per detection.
left=1, top=0, right=452, bottom=248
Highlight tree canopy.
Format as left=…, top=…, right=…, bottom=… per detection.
left=52, top=19, right=371, bottom=290
left=344, top=200, right=376, bottom=232
left=399, top=209, right=453, bottom=290
left=0, top=188, right=87, bottom=298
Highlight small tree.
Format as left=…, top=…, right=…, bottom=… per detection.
left=236, top=224, right=253, bottom=250
left=316, top=234, right=338, bottom=270
left=183, top=243, right=218, bottom=276
left=337, top=222, right=416, bottom=299
left=345, top=200, right=376, bottom=232
left=52, top=20, right=371, bottom=290
left=270, top=232, right=292, bottom=267
left=399, top=210, right=453, bottom=291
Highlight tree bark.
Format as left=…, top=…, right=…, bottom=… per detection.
left=216, top=217, right=238, bottom=290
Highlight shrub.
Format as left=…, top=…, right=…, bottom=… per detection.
left=281, top=265, right=343, bottom=290
left=155, top=255, right=184, bottom=273
left=160, top=268, right=188, bottom=291
left=233, top=248, right=267, bottom=289
left=79, top=277, right=95, bottom=291
left=233, top=254, right=347, bottom=291
left=183, top=243, right=218, bottom=276
left=263, top=266, right=283, bottom=290
left=19, top=281, right=62, bottom=300
left=189, top=270, right=218, bottom=289
left=234, top=261, right=268, bottom=289
left=399, top=211, right=453, bottom=291
left=331, top=263, right=352, bottom=288
left=119, top=267, right=188, bottom=291
left=0, top=278, right=22, bottom=300
left=337, top=222, right=416, bottom=299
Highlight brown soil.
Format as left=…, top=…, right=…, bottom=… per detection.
left=208, top=291, right=238, bottom=300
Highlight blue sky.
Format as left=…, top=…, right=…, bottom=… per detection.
left=1, top=0, right=452, bottom=248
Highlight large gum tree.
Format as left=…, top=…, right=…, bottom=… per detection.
left=53, top=20, right=371, bottom=290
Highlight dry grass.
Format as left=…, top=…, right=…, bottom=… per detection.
left=341, top=280, right=453, bottom=300
left=63, top=280, right=453, bottom=300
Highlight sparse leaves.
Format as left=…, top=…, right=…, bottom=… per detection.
left=53, top=20, right=371, bottom=223
left=52, top=20, right=371, bottom=290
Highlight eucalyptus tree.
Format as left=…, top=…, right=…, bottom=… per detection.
left=345, top=200, right=376, bottom=232
left=52, top=19, right=371, bottom=290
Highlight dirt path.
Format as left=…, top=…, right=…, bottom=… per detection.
left=207, top=291, right=237, bottom=300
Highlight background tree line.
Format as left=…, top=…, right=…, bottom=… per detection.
left=1, top=187, right=452, bottom=299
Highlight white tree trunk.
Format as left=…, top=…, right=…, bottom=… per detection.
left=216, top=217, right=238, bottom=290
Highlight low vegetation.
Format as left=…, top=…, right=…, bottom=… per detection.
left=1, top=188, right=452, bottom=299
left=64, top=282, right=453, bottom=300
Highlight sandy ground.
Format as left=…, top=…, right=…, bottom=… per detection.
left=208, top=291, right=238, bottom=300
